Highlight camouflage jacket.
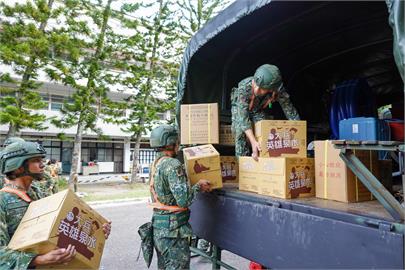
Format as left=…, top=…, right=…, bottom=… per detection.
left=231, top=76, right=300, bottom=134
left=151, top=152, right=200, bottom=239
left=0, top=176, right=47, bottom=201
left=0, top=189, right=37, bottom=269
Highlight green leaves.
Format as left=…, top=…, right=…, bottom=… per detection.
left=0, top=0, right=60, bottom=136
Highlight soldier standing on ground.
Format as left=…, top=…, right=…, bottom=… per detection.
left=231, top=64, right=300, bottom=160
left=140, top=125, right=211, bottom=270
left=44, top=159, right=59, bottom=194
left=0, top=140, right=112, bottom=269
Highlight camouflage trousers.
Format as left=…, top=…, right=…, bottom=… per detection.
left=154, top=235, right=190, bottom=270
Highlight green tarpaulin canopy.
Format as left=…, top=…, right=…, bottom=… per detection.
left=176, top=0, right=404, bottom=125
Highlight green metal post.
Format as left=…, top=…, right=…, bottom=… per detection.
left=340, top=149, right=405, bottom=220
left=212, top=245, right=222, bottom=270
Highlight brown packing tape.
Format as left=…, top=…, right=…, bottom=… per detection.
left=323, top=140, right=328, bottom=199
left=188, top=105, right=191, bottom=144
left=208, top=104, right=211, bottom=143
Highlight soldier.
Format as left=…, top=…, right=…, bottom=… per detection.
left=231, top=64, right=300, bottom=160
left=0, top=137, right=46, bottom=200
left=140, top=125, right=211, bottom=270
left=0, top=140, right=112, bottom=269
left=43, top=159, right=59, bottom=195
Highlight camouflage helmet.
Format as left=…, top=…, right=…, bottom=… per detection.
left=253, top=64, right=282, bottom=90
left=0, top=141, right=46, bottom=174
left=3, top=137, right=25, bottom=147
left=150, top=125, right=178, bottom=148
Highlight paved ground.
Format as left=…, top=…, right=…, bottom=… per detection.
left=94, top=201, right=250, bottom=270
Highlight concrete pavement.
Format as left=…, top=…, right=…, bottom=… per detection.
left=95, top=201, right=250, bottom=270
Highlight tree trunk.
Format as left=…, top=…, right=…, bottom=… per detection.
left=6, top=124, right=18, bottom=139
left=67, top=0, right=112, bottom=189
left=130, top=131, right=143, bottom=183
left=69, top=122, right=84, bottom=190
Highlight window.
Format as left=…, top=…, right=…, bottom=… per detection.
left=114, top=143, right=123, bottom=149
left=97, top=148, right=106, bottom=161
left=81, top=148, right=89, bottom=162
left=39, top=93, right=49, bottom=102
left=131, top=149, right=156, bottom=164
left=51, top=95, right=64, bottom=111
left=62, top=141, right=73, bottom=148
left=51, top=103, right=63, bottom=111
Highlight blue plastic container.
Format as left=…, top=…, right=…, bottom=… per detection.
left=339, top=117, right=390, bottom=159
left=339, top=117, right=389, bottom=141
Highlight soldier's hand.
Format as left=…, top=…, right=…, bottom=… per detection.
left=251, top=141, right=261, bottom=161
left=31, top=244, right=76, bottom=266
left=103, top=220, right=112, bottom=239
left=198, top=179, right=211, bottom=192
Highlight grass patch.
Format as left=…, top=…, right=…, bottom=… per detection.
left=80, top=182, right=150, bottom=202
left=56, top=177, right=150, bottom=202
left=57, top=177, right=68, bottom=190
left=83, top=189, right=150, bottom=202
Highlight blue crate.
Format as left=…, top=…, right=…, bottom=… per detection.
left=339, top=117, right=390, bottom=159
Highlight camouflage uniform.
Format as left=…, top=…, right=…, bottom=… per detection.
left=39, top=167, right=58, bottom=196
left=0, top=186, right=38, bottom=269
left=152, top=152, right=200, bottom=270
left=231, top=76, right=300, bottom=157
left=0, top=175, right=47, bottom=201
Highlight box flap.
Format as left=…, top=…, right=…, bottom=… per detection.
left=183, top=144, right=219, bottom=159
left=8, top=213, right=55, bottom=250
left=20, top=190, right=68, bottom=223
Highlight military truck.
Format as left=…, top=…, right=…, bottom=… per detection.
left=176, top=1, right=404, bottom=268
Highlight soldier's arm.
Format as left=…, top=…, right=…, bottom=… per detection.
left=233, top=88, right=253, bottom=133
left=166, top=159, right=200, bottom=208
left=277, top=89, right=300, bottom=120
left=0, top=203, right=37, bottom=269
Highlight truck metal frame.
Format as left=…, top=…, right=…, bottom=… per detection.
left=176, top=0, right=405, bottom=268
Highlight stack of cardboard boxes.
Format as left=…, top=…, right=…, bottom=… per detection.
left=180, top=103, right=389, bottom=203
left=239, top=120, right=314, bottom=199
left=180, top=103, right=240, bottom=188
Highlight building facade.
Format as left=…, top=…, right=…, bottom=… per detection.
left=0, top=81, right=169, bottom=174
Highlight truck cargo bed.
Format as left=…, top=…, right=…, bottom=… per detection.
left=190, top=185, right=404, bottom=268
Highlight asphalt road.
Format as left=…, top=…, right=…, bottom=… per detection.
left=94, top=201, right=250, bottom=270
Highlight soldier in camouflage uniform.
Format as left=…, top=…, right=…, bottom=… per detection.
left=141, top=125, right=211, bottom=270
left=0, top=139, right=112, bottom=269
left=0, top=137, right=47, bottom=200
left=231, top=64, right=300, bottom=159
left=42, top=159, right=59, bottom=195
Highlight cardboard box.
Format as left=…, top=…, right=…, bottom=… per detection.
left=220, top=156, right=238, bottom=183
left=314, top=140, right=378, bottom=203
left=180, top=103, right=219, bottom=145
left=8, top=189, right=108, bottom=269
left=239, top=157, right=315, bottom=198
left=254, top=120, right=307, bottom=158
left=219, top=125, right=234, bottom=145
left=259, top=157, right=315, bottom=199
left=238, top=157, right=262, bottom=193
left=183, top=144, right=223, bottom=189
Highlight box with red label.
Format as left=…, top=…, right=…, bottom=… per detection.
left=258, top=157, right=315, bottom=199
left=220, top=156, right=238, bottom=183
left=254, top=120, right=307, bottom=158
left=183, top=144, right=223, bottom=189
left=8, top=189, right=108, bottom=269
